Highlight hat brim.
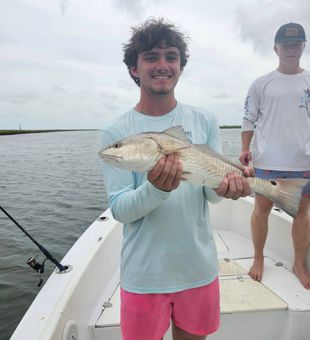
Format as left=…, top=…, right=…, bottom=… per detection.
left=275, top=38, right=306, bottom=44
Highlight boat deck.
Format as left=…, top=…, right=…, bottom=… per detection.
left=10, top=199, right=310, bottom=340
left=94, top=229, right=310, bottom=340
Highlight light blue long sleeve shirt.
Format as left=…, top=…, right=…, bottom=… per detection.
left=100, top=102, right=222, bottom=293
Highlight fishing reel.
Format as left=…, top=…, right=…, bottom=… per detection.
left=27, top=256, right=47, bottom=287
left=0, top=206, right=70, bottom=288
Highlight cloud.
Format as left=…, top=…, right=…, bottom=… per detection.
left=0, top=93, right=40, bottom=104
left=114, top=0, right=161, bottom=18
left=53, top=85, right=69, bottom=95
left=235, top=0, right=310, bottom=56
left=59, top=0, right=69, bottom=16
left=1, top=0, right=310, bottom=129
left=115, top=0, right=145, bottom=16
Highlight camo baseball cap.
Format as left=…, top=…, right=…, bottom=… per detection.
left=275, top=23, right=306, bottom=44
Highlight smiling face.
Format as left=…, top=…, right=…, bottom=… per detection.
left=130, top=46, right=182, bottom=96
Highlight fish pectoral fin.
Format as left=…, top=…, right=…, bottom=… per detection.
left=163, top=126, right=189, bottom=142
left=195, top=144, right=245, bottom=172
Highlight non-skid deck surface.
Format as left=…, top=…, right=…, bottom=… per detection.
left=96, top=260, right=287, bottom=327
left=215, top=229, right=310, bottom=311
left=220, top=277, right=287, bottom=313
left=219, top=259, right=247, bottom=276
left=96, top=229, right=309, bottom=328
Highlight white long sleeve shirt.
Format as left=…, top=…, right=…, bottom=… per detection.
left=100, top=102, right=222, bottom=293
left=242, top=70, right=310, bottom=170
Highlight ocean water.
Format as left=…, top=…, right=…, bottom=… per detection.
left=0, top=129, right=241, bottom=340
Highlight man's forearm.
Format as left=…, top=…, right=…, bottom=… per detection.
left=241, top=130, right=254, bottom=151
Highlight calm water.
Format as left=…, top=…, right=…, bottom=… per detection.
left=0, top=129, right=241, bottom=340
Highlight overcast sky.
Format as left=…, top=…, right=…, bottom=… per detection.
left=1, top=0, right=310, bottom=129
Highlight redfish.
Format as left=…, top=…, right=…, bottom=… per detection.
left=99, top=126, right=308, bottom=218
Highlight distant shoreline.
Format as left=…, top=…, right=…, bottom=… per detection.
left=219, top=125, right=241, bottom=129
left=0, top=126, right=241, bottom=136
left=0, top=129, right=97, bottom=136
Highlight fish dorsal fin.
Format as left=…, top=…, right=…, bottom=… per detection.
left=163, top=125, right=189, bottom=142
left=195, top=144, right=245, bottom=172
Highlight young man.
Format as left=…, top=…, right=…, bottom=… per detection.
left=240, top=22, right=310, bottom=289
left=101, top=18, right=252, bottom=340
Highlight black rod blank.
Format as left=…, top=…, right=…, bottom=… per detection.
left=0, top=206, right=68, bottom=272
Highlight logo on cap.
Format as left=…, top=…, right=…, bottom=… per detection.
left=285, top=27, right=299, bottom=37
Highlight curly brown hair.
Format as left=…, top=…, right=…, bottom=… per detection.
left=123, top=17, right=189, bottom=86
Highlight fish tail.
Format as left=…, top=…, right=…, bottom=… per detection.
left=268, top=178, right=309, bottom=218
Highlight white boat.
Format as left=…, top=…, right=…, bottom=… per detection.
left=10, top=197, right=310, bottom=340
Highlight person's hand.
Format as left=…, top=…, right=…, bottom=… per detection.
left=239, top=150, right=252, bottom=166
left=147, top=153, right=183, bottom=192
left=214, top=172, right=252, bottom=199
left=243, top=166, right=255, bottom=177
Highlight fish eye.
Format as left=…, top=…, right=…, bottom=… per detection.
left=113, top=142, right=122, bottom=149
left=270, top=180, right=277, bottom=186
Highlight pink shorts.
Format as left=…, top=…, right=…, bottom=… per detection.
left=120, top=277, right=220, bottom=340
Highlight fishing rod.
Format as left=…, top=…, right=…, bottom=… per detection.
left=0, top=206, right=69, bottom=285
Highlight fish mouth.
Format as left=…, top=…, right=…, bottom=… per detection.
left=100, top=154, right=123, bottom=162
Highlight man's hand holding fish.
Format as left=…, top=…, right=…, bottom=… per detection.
left=214, top=171, right=253, bottom=200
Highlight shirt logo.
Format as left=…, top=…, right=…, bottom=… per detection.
left=299, top=88, right=310, bottom=117
left=244, top=96, right=250, bottom=116
left=185, top=131, right=192, bottom=142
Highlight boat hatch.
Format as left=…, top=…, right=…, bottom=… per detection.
left=219, top=260, right=287, bottom=312
left=220, top=276, right=287, bottom=313
left=219, top=259, right=247, bottom=276
left=214, top=232, right=228, bottom=253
